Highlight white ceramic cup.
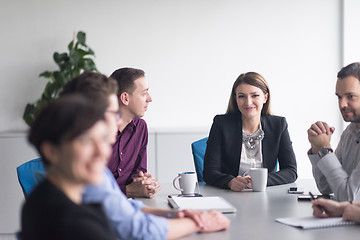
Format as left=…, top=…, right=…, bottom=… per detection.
left=173, top=171, right=198, bottom=195
left=250, top=168, right=268, bottom=192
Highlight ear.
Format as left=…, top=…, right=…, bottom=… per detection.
left=119, top=92, right=130, bottom=106
left=264, top=93, right=269, bottom=104
left=40, top=141, right=59, bottom=165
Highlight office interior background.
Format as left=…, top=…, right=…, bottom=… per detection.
left=1, top=0, right=360, bottom=235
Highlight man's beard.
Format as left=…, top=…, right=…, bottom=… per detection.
left=341, top=108, right=360, bottom=123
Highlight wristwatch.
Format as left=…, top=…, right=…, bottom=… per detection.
left=318, top=147, right=333, bottom=158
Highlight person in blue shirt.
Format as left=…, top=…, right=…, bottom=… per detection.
left=84, top=166, right=230, bottom=239
left=61, top=71, right=230, bottom=239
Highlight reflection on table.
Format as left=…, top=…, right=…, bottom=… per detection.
left=138, top=179, right=360, bottom=240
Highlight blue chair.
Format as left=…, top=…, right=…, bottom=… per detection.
left=16, top=232, right=22, bottom=240
left=16, top=158, right=46, bottom=198
left=191, top=137, right=208, bottom=182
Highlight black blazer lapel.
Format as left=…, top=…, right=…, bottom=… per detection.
left=260, top=116, right=277, bottom=172
left=228, top=112, right=243, bottom=176
left=261, top=117, right=269, bottom=169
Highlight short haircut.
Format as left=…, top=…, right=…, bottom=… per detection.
left=226, top=72, right=271, bottom=115
left=337, top=62, right=360, bottom=80
left=110, top=67, right=145, bottom=97
left=60, top=71, right=118, bottom=110
left=28, top=94, right=105, bottom=166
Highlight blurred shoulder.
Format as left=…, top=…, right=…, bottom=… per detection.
left=262, top=114, right=286, bottom=121
left=261, top=115, right=289, bottom=129
left=213, top=112, right=241, bottom=123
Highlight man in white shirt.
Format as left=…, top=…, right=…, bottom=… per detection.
left=307, top=62, right=360, bottom=201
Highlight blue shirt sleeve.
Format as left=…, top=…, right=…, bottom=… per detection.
left=83, top=168, right=169, bottom=240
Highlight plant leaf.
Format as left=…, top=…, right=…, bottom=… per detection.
left=68, top=40, right=74, bottom=51
left=53, top=52, right=68, bottom=64
left=39, top=71, right=52, bottom=78
left=43, top=81, right=62, bottom=99
left=53, top=71, right=68, bottom=87
left=77, top=31, right=86, bottom=45
left=36, top=98, right=49, bottom=110
left=74, top=41, right=79, bottom=50
left=69, top=50, right=80, bottom=68
left=23, top=103, right=37, bottom=126
left=24, top=31, right=99, bottom=127
left=75, top=49, right=88, bottom=59
left=54, top=52, right=70, bottom=72
left=53, top=52, right=60, bottom=64
left=80, top=58, right=97, bottom=71
left=61, top=62, right=73, bottom=78
left=87, top=47, right=94, bottom=55
left=78, top=48, right=95, bottom=57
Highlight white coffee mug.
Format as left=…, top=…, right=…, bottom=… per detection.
left=250, top=168, right=268, bottom=192
left=173, top=171, right=198, bottom=195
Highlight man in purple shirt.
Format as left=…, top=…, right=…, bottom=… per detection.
left=108, top=67, right=161, bottom=198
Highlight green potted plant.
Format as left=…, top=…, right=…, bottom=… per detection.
left=23, top=31, right=98, bottom=126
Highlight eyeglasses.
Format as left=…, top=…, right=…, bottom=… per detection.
left=106, top=110, right=122, bottom=120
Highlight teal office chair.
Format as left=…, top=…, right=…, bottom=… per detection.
left=16, top=158, right=46, bottom=198
left=191, top=137, right=208, bottom=182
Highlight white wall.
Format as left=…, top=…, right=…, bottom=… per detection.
left=0, top=0, right=344, bottom=178
left=1, top=0, right=357, bottom=234
left=344, top=0, right=360, bottom=65
left=0, top=134, right=38, bottom=235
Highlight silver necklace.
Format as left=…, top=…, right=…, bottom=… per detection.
left=242, top=128, right=264, bottom=150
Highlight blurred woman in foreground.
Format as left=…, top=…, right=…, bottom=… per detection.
left=21, top=95, right=116, bottom=240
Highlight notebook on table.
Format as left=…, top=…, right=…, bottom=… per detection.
left=275, top=216, right=357, bottom=229
left=168, top=196, right=236, bottom=213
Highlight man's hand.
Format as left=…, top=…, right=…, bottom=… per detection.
left=183, top=209, right=230, bottom=232
left=312, top=198, right=348, bottom=218
left=228, top=175, right=251, bottom=192
left=307, top=121, right=335, bottom=154
left=126, top=171, right=161, bottom=198
left=343, top=204, right=360, bottom=223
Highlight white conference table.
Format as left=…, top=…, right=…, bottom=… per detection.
left=138, top=179, right=360, bottom=240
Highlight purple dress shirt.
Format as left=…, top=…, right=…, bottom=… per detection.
left=107, top=118, right=148, bottom=194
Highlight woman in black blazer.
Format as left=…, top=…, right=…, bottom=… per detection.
left=203, top=72, right=297, bottom=191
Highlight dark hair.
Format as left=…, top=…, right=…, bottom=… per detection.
left=226, top=72, right=271, bottom=115
left=110, top=67, right=145, bottom=97
left=337, top=62, right=360, bottom=80
left=28, top=95, right=106, bottom=165
left=60, top=71, right=118, bottom=110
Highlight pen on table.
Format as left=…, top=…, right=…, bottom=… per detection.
left=309, top=191, right=325, bottom=213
